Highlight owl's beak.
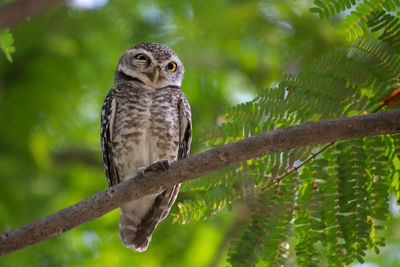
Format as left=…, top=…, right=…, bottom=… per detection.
left=151, top=67, right=160, bottom=84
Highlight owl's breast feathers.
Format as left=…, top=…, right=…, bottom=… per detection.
left=111, top=86, right=186, bottom=179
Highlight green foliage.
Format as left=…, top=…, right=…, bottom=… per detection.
left=312, top=0, right=400, bottom=42
left=174, top=38, right=400, bottom=266
left=173, top=183, right=240, bottom=224
left=311, top=0, right=357, bottom=19
left=368, top=11, right=400, bottom=48
left=0, top=29, right=15, bottom=62
left=228, top=173, right=297, bottom=267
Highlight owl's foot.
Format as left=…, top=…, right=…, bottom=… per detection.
left=145, top=160, right=170, bottom=172
left=137, top=167, right=146, bottom=178
left=137, top=160, right=170, bottom=177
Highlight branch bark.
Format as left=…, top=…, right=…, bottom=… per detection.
left=0, top=0, right=63, bottom=29
left=1, top=109, right=399, bottom=256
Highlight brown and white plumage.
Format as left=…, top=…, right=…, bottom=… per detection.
left=100, top=42, right=192, bottom=252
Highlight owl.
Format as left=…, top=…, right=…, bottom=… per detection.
left=100, top=42, right=192, bottom=252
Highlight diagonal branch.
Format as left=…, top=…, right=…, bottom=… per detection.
left=1, top=109, right=400, bottom=256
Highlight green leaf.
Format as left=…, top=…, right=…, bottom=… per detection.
left=0, top=29, right=15, bottom=62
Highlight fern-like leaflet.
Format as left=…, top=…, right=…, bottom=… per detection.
left=173, top=38, right=400, bottom=266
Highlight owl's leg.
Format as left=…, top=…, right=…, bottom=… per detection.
left=137, top=160, right=170, bottom=177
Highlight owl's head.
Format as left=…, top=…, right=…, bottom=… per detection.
left=114, top=42, right=184, bottom=89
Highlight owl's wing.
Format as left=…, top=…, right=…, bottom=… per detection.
left=158, top=95, right=192, bottom=220
left=177, top=96, right=192, bottom=161
left=126, top=94, right=192, bottom=252
left=100, top=89, right=120, bottom=187
left=159, top=95, right=192, bottom=221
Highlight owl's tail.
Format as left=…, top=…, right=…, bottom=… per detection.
left=119, top=206, right=152, bottom=252
left=119, top=185, right=180, bottom=252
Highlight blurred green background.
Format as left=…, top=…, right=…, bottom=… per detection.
left=0, top=0, right=399, bottom=266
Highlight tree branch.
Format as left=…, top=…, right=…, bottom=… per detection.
left=0, top=0, right=63, bottom=29
left=1, top=109, right=399, bottom=256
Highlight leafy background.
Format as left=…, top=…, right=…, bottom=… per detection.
left=0, top=0, right=399, bottom=266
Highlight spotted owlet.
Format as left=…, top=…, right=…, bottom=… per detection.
left=100, top=42, right=192, bottom=252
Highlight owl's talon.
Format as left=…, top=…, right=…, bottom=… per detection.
left=144, top=160, right=170, bottom=172
left=137, top=167, right=146, bottom=178
left=137, top=161, right=169, bottom=177
left=158, top=160, right=170, bottom=170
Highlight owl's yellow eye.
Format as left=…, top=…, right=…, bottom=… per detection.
left=135, top=54, right=148, bottom=61
left=167, top=62, right=177, bottom=72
